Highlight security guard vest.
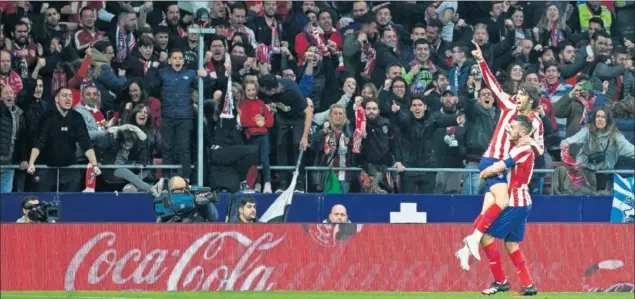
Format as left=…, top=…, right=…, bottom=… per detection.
left=578, top=3, right=613, bottom=34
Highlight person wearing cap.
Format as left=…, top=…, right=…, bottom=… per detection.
left=259, top=74, right=312, bottom=192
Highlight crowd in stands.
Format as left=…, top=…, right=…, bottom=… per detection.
left=1, top=0, right=634, bottom=196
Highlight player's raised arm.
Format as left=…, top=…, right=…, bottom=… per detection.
left=472, top=42, right=515, bottom=110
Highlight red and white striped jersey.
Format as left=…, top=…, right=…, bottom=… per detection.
left=478, top=60, right=545, bottom=160
left=506, top=144, right=535, bottom=207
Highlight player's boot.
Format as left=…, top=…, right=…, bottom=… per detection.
left=515, top=285, right=538, bottom=296
left=455, top=246, right=471, bottom=271
left=481, top=281, right=510, bottom=295
left=463, top=235, right=482, bottom=261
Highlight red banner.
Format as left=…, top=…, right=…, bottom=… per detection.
left=1, top=224, right=633, bottom=292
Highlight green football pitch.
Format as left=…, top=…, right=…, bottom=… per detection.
left=1, top=292, right=634, bottom=299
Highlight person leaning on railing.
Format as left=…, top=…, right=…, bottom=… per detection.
left=26, top=87, right=101, bottom=192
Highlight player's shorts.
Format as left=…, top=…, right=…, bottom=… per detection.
left=479, top=157, right=508, bottom=192
left=487, top=205, right=532, bottom=242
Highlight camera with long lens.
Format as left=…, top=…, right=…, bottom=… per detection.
left=153, top=186, right=217, bottom=222
left=23, top=200, right=61, bottom=223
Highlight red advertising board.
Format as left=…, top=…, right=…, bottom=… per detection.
left=1, top=224, right=633, bottom=292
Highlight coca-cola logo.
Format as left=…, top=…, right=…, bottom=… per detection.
left=64, top=231, right=285, bottom=291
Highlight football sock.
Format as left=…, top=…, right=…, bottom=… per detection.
left=510, top=249, right=533, bottom=287
left=483, top=242, right=506, bottom=283
left=474, top=204, right=503, bottom=235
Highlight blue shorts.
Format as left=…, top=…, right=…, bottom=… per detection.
left=479, top=157, right=508, bottom=192
left=487, top=205, right=532, bottom=242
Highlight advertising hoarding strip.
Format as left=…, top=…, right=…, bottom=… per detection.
left=0, top=224, right=633, bottom=292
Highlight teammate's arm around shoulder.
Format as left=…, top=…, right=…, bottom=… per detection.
left=472, top=42, right=515, bottom=110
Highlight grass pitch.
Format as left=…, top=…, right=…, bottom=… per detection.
left=1, top=292, right=633, bottom=299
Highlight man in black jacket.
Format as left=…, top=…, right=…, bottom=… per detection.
left=432, top=90, right=467, bottom=194
left=0, top=85, right=29, bottom=193
left=26, top=87, right=101, bottom=192
left=394, top=94, right=464, bottom=194
left=358, top=98, right=402, bottom=193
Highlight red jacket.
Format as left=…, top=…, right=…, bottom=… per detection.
left=240, top=99, right=274, bottom=139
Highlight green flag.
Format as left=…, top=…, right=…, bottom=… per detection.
left=324, top=170, right=342, bottom=194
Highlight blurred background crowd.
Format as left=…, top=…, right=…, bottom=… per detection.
left=0, top=0, right=633, bottom=196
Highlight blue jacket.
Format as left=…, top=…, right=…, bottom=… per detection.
left=145, top=67, right=213, bottom=119
left=95, top=64, right=126, bottom=112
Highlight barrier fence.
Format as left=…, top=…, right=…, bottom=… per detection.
left=1, top=224, right=633, bottom=292
left=1, top=164, right=633, bottom=194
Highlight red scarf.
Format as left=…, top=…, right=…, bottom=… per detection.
left=542, top=80, right=559, bottom=96
left=304, top=23, right=329, bottom=55
left=51, top=68, right=68, bottom=96
left=352, top=104, right=366, bottom=154
left=0, top=71, right=23, bottom=95
left=360, top=42, right=376, bottom=79
left=577, top=94, right=595, bottom=127
left=612, top=75, right=623, bottom=104
left=267, top=17, right=280, bottom=53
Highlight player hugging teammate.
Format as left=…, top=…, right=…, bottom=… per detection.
left=455, top=43, right=544, bottom=296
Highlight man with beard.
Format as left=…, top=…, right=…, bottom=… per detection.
left=74, top=85, right=123, bottom=151
left=357, top=98, right=403, bottom=194
left=323, top=204, right=350, bottom=223
left=374, top=6, right=407, bottom=46
left=394, top=94, right=464, bottom=194
left=163, top=4, right=186, bottom=40
left=229, top=197, right=257, bottom=223
left=9, top=22, right=39, bottom=77
left=423, top=72, right=450, bottom=112
left=0, top=51, right=23, bottom=95
left=108, top=12, right=137, bottom=67
left=250, top=1, right=283, bottom=51
left=592, top=46, right=634, bottom=104
left=557, top=42, right=581, bottom=86
left=343, top=13, right=377, bottom=84
left=566, top=31, right=614, bottom=79
left=74, top=7, right=107, bottom=52
left=26, top=88, right=101, bottom=192
left=424, top=20, right=453, bottom=62
left=432, top=90, right=466, bottom=194
left=259, top=74, right=312, bottom=192
left=462, top=88, right=499, bottom=195
left=0, top=85, right=28, bottom=193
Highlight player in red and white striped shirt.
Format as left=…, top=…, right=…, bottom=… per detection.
left=458, top=42, right=544, bottom=263
left=456, top=115, right=538, bottom=296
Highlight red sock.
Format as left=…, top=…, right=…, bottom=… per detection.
left=483, top=242, right=506, bottom=283
left=85, top=164, right=97, bottom=190
left=475, top=205, right=503, bottom=233
left=510, top=249, right=533, bottom=287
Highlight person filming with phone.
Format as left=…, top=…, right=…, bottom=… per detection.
left=553, top=75, right=609, bottom=138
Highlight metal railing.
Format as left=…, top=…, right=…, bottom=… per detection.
left=2, top=163, right=632, bottom=194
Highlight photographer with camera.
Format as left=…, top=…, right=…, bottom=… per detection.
left=16, top=196, right=59, bottom=223
left=152, top=176, right=219, bottom=223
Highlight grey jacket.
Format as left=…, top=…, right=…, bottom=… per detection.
left=592, top=63, right=634, bottom=101
left=562, top=127, right=635, bottom=171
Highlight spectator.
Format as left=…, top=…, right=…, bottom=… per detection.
left=240, top=81, right=275, bottom=193
left=0, top=85, right=28, bottom=193
left=259, top=74, right=312, bottom=192
left=461, top=88, right=497, bottom=195
left=342, top=13, right=377, bottom=83
left=556, top=107, right=634, bottom=193
left=114, top=80, right=152, bottom=125
left=227, top=4, right=258, bottom=50
left=74, top=7, right=107, bottom=51
left=357, top=98, right=402, bottom=194
left=108, top=12, right=137, bottom=67
left=370, top=27, right=401, bottom=88
left=36, top=7, right=72, bottom=45
left=591, top=46, right=633, bottom=103
left=323, top=204, right=350, bottom=223
left=432, top=90, right=466, bottom=194
left=570, top=1, right=620, bottom=39
left=553, top=75, right=609, bottom=139
left=423, top=72, right=450, bottom=112
left=0, top=50, right=23, bottom=95
left=122, top=35, right=159, bottom=81
left=532, top=3, right=571, bottom=48
left=145, top=49, right=212, bottom=181
left=401, top=40, right=440, bottom=95
left=229, top=196, right=258, bottom=223
left=540, top=61, right=572, bottom=138
left=295, top=10, right=342, bottom=66
left=249, top=1, right=284, bottom=51
left=26, top=87, right=100, bottom=192
left=374, top=5, right=407, bottom=45
left=99, top=124, right=148, bottom=183
left=206, top=83, right=258, bottom=193
left=128, top=103, right=161, bottom=166
left=8, top=21, right=39, bottom=77
left=73, top=85, right=113, bottom=147
left=394, top=93, right=462, bottom=194
left=448, top=43, right=473, bottom=96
